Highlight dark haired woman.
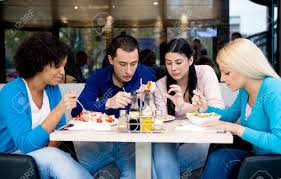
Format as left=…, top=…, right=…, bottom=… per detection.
left=152, top=38, right=224, bottom=178
left=0, top=32, right=92, bottom=179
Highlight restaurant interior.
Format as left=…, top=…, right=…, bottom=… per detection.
left=0, top=0, right=280, bottom=179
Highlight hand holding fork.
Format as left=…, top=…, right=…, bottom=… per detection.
left=191, top=90, right=208, bottom=113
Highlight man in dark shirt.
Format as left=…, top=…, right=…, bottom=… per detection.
left=72, top=35, right=156, bottom=178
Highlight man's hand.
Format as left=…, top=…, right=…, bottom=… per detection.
left=105, top=92, right=132, bottom=109
left=136, top=84, right=148, bottom=101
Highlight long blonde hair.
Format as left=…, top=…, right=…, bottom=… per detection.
left=216, top=38, right=280, bottom=79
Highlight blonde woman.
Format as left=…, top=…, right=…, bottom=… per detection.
left=192, top=38, right=281, bottom=179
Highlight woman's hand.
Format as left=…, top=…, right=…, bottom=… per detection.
left=201, top=120, right=245, bottom=136
left=191, top=90, right=208, bottom=112
left=163, top=85, right=185, bottom=107
left=42, top=92, right=78, bottom=133
left=48, top=141, right=61, bottom=147
left=57, top=92, right=78, bottom=113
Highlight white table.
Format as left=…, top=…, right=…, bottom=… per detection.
left=50, top=118, right=233, bottom=179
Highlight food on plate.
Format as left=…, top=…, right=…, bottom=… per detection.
left=74, top=111, right=117, bottom=124
left=191, top=112, right=219, bottom=118
left=186, top=112, right=221, bottom=125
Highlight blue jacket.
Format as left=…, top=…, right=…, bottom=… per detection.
left=208, top=77, right=281, bottom=155
left=71, top=64, right=156, bottom=117
left=0, top=77, right=66, bottom=154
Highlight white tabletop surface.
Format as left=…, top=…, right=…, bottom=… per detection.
left=50, top=118, right=233, bottom=144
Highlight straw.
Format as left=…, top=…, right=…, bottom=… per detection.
left=139, top=78, right=143, bottom=116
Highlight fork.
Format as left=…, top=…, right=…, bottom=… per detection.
left=188, top=88, right=201, bottom=114
left=77, top=99, right=86, bottom=112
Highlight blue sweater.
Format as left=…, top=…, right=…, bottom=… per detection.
left=207, top=77, right=281, bottom=155
left=0, top=77, right=66, bottom=154
left=71, top=64, right=156, bottom=117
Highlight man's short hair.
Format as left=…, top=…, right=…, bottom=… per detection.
left=231, top=32, right=242, bottom=40
left=108, top=34, right=139, bottom=58
left=14, top=32, right=70, bottom=78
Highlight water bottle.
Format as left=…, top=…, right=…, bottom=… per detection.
left=119, top=110, right=128, bottom=130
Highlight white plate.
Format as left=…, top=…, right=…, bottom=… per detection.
left=70, top=118, right=119, bottom=126
left=66, top=121, right=112, bottom=130
left=106, top=118, right=119, bottom=126
left=186, top=112, right=221, bottom=125
left=161, top=115, right=176, bottom=122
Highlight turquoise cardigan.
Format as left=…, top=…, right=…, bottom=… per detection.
left=0, top=77, right=66, bottom=154
left=208, top=77, right=281, bottom=155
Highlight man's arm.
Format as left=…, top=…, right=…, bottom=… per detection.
left=71, top=73, right=105, bottom=116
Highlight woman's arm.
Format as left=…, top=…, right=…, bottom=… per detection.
left=48, top=141, right=61, bottom=147
left=242, top=89, right=281, bottom=154
left=193, top=89, right=243, bottom=123
left=200, top=65, right=225, bottom=109
left=1, top=91, right=49, bottom=153
left=153, top=77, right=168, bottom=115
left=41, top=93, right=77, bottom=133
left=175, top=65, right=225, bottom=114
left=202, top=120, right=246, bottom=137
left=207, top=91, right=241, bottom=123
left=0, top=86, right=76, bottom=153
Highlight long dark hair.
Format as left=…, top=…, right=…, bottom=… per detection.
left=165, top=38, right=197, bottom=115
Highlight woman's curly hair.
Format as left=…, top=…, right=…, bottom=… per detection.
left=14, top=32, right=70, bottom=78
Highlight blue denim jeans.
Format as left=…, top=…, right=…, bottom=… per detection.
left=76, top=142, right=135, bottom=179
left=152, top=143, right=209, bottom=179
left=27, top=147, right=92, bottom=179
left=201, top=148, right=251, bottom=179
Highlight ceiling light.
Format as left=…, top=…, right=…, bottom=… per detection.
left=74, top=6, right=79, bottom=10
left=153, top=2, right=158, bottom=6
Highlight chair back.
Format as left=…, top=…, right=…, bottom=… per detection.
left=0, top=153, right=40, bottom=179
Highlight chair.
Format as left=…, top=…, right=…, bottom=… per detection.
left=203, top=136, right=281, bottom=179
left=0, top=153, right=40, bottom=179
left=238, top=155, right=281, bottom=179
left=0, top=141, right=78, bottom=179
left=152, top=65, right=167, bottom=80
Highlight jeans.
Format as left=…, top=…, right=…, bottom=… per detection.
left=152, top=143, right=209, bottom=179
left=27, top=147, right=92, bottom=179
left=76, top=142, right=135, bottom=179
left=201, top=148, right=251, bottom=179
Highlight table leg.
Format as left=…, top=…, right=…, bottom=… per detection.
left=135, top=142, right=152, bottom=179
